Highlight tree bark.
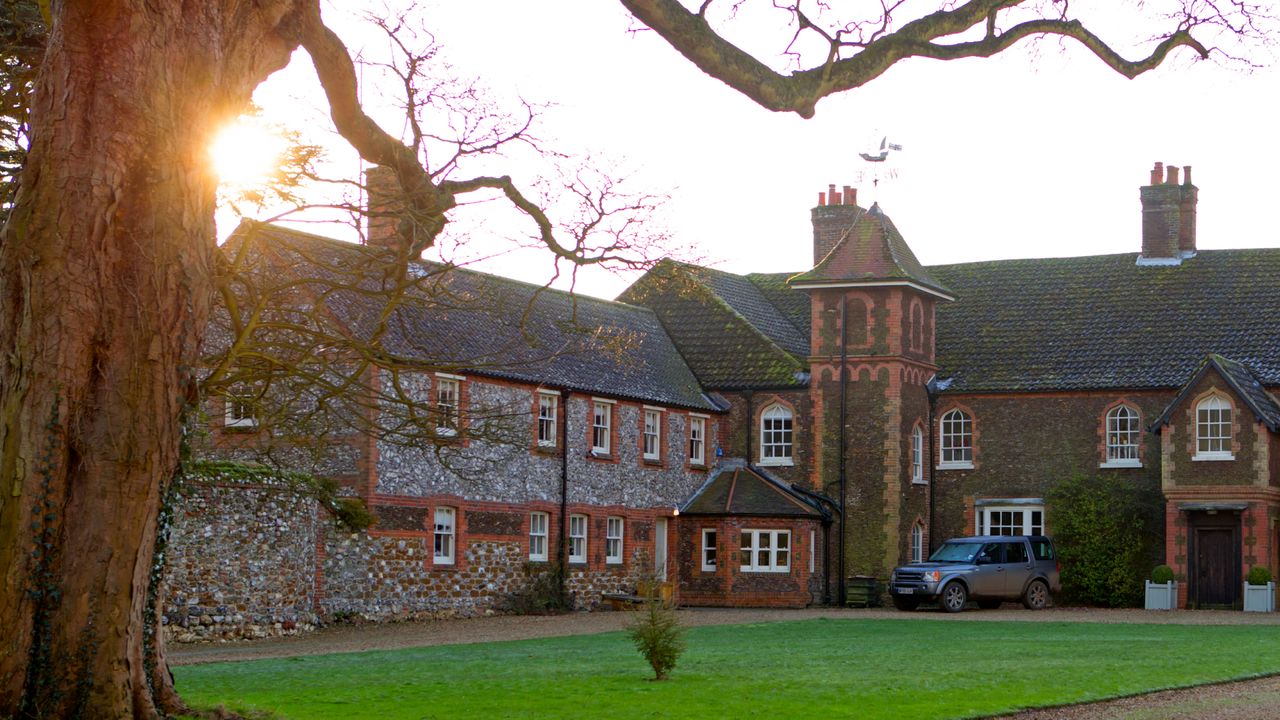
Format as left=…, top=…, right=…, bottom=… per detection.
left=0, top=2, right=299, bottom=717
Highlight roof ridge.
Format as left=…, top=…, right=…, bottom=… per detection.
left=236, top=219, right=660, bottom=317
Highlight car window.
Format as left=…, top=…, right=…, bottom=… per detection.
left=929, top=542, right=979, bottom=562
left=1031, top=540, right=1055, bottom=561
left=976, top=543, right=1003, bottom=564
left=1003, top=541, right=1028, bottom=563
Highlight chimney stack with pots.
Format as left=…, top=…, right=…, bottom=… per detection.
left=1138, top=161, right=1197, bottom=266
left=812, top=182, right=862, bottom=266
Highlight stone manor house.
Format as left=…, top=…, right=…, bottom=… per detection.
left=162, top=162, right=1280, bottom=639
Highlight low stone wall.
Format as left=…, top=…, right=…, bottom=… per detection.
left=162, top=479, right=322, bottom=643
left=162, top=482, right=656, bottom=642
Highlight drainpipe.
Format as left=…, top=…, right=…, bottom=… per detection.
left=558, top=389, right=571, bottom=600
left=744, top=390, right=754, bottom=462
left=926, top=380, right=938, bottom=555
left=837, top=298, right=849, bottom=605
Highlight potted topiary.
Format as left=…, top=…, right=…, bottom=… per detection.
left=1145, top=565, right=1178, bottom=610
left=1243, top=566, right=1275, bottom=613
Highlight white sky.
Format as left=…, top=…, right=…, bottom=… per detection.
left=226, top=1, right=1280, bottom=300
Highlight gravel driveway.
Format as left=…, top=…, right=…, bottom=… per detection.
left=169, top=606, right=1280, bottom=719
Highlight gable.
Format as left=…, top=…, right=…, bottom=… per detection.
left=1152, top=355, right=1280, bottom=432
left=619, top=260, right=808, bottom=389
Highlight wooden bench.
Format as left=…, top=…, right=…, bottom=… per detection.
left=601, top=593, right=647, bottom=611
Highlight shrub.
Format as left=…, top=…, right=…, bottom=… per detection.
left=1151, top=565, right=1175, bottom=584
left=625, top=597, right=686, bottom=681
left=1048, top=472, right=1163, bottom=607
left=1247, top=566, right=1273, bottom=586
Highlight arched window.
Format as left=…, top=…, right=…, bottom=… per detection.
left=910, top=523, right=924, bottom=563
left=939, top=409, right=973, bottom=468
left=1196, top=395, right=1233, bottom=459
left=760, top=404, right=794, bottom=465
left=1105, top=405, right=1141, bottom=465
left=911, top=425, right=924, bottom=484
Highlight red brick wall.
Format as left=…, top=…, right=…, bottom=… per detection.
left=675, top=515, right=821, bottom=608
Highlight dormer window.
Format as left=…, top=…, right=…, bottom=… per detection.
left=1194, top=395, right=1234, bottom=460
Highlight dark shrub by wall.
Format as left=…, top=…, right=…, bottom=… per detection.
left=1049, top=473, right=1163, bottom=607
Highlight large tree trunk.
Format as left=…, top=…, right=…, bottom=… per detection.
left=0, top=3, right=299, bottom=717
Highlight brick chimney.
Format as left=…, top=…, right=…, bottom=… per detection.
left=1138, top=161, right=1197, bottom=266
left=364, top=165, right=403, bottom=250
left=812, top=183, right=862, bottom=266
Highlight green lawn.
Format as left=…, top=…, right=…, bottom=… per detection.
left=175, top=619, right=1280, bottom=719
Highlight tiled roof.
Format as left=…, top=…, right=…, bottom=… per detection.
left=789, top=204, right=952, bottom=299
left=616, top=260, right=808, bottom=389
left=680, top=460, right=826, bottom=518
left=726, top=249, right=1280, bottom=394
left=1153, top=355, right=1280, bottom=432
left=929, top=251, right=1280, bottom=392
left=227, top=221, right=719, bottom=411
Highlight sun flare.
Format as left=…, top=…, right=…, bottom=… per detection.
left=210, top=119, right=287, bottom=187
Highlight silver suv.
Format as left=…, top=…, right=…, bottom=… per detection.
left=889, top=535, right=1060, bottom=612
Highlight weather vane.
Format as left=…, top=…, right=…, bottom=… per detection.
left=854, top=134, right=903, bottom=199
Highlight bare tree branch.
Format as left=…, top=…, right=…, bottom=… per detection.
left=621, top=0, right=1223, bottom=117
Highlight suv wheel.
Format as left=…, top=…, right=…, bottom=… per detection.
left=892, top=596, right=920, bottom=611
left=1022, top=579, right=1049, bottom=610
left=939, top=581, right=967, bottom=613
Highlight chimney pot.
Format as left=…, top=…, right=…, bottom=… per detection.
left=1151, top=162, right=1164, bottom=185
left=1183, top=166, right=1192, bottom=186
left=842, top=185, right=853, bottom=206
left=1167, top=165, right=1179, bottom=185
left=819, top=192, right=826, bottom=206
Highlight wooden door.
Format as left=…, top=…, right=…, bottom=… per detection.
left=1193, top=527, right=1236, bottom=607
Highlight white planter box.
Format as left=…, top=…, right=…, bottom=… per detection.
left=1243, top=581, right=1275, bottom=613
left=1145, top=580, right=1178, bottom=610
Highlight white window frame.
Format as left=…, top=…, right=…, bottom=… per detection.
left=759, top=404, right=794, bottom=466
left=910, top=523, right=924, bottom=563
left=1194, top=395, right=1234, bottom=461
left=642, top=408, right=662, bottom=461
left=536, top=392, right=558, bottom=447
left=701, top=528, right=717, bottom=571
left=689, top=415, right=707, bottom=466
left=569, top=513, right=588, bottom=564
left=938, top=408, right=974, bottom=469
left=591, top=400, right=612, bottom=456
left=1102, top=405, right=1143, bottom=468
left=976, top=503, right=1044, bottom=537
left=435, top=374, right=462, bottom=437
left=911, top=425, right=924, bottom=483
left=529, top=511, right=548, bottom=562
left=740, top=529, right=791, bottom=572
left=606, top=516, right=624, bottom=564
left=433, top=506, right=456, bottom=565
left=224, top=387, right=258, bottom=429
